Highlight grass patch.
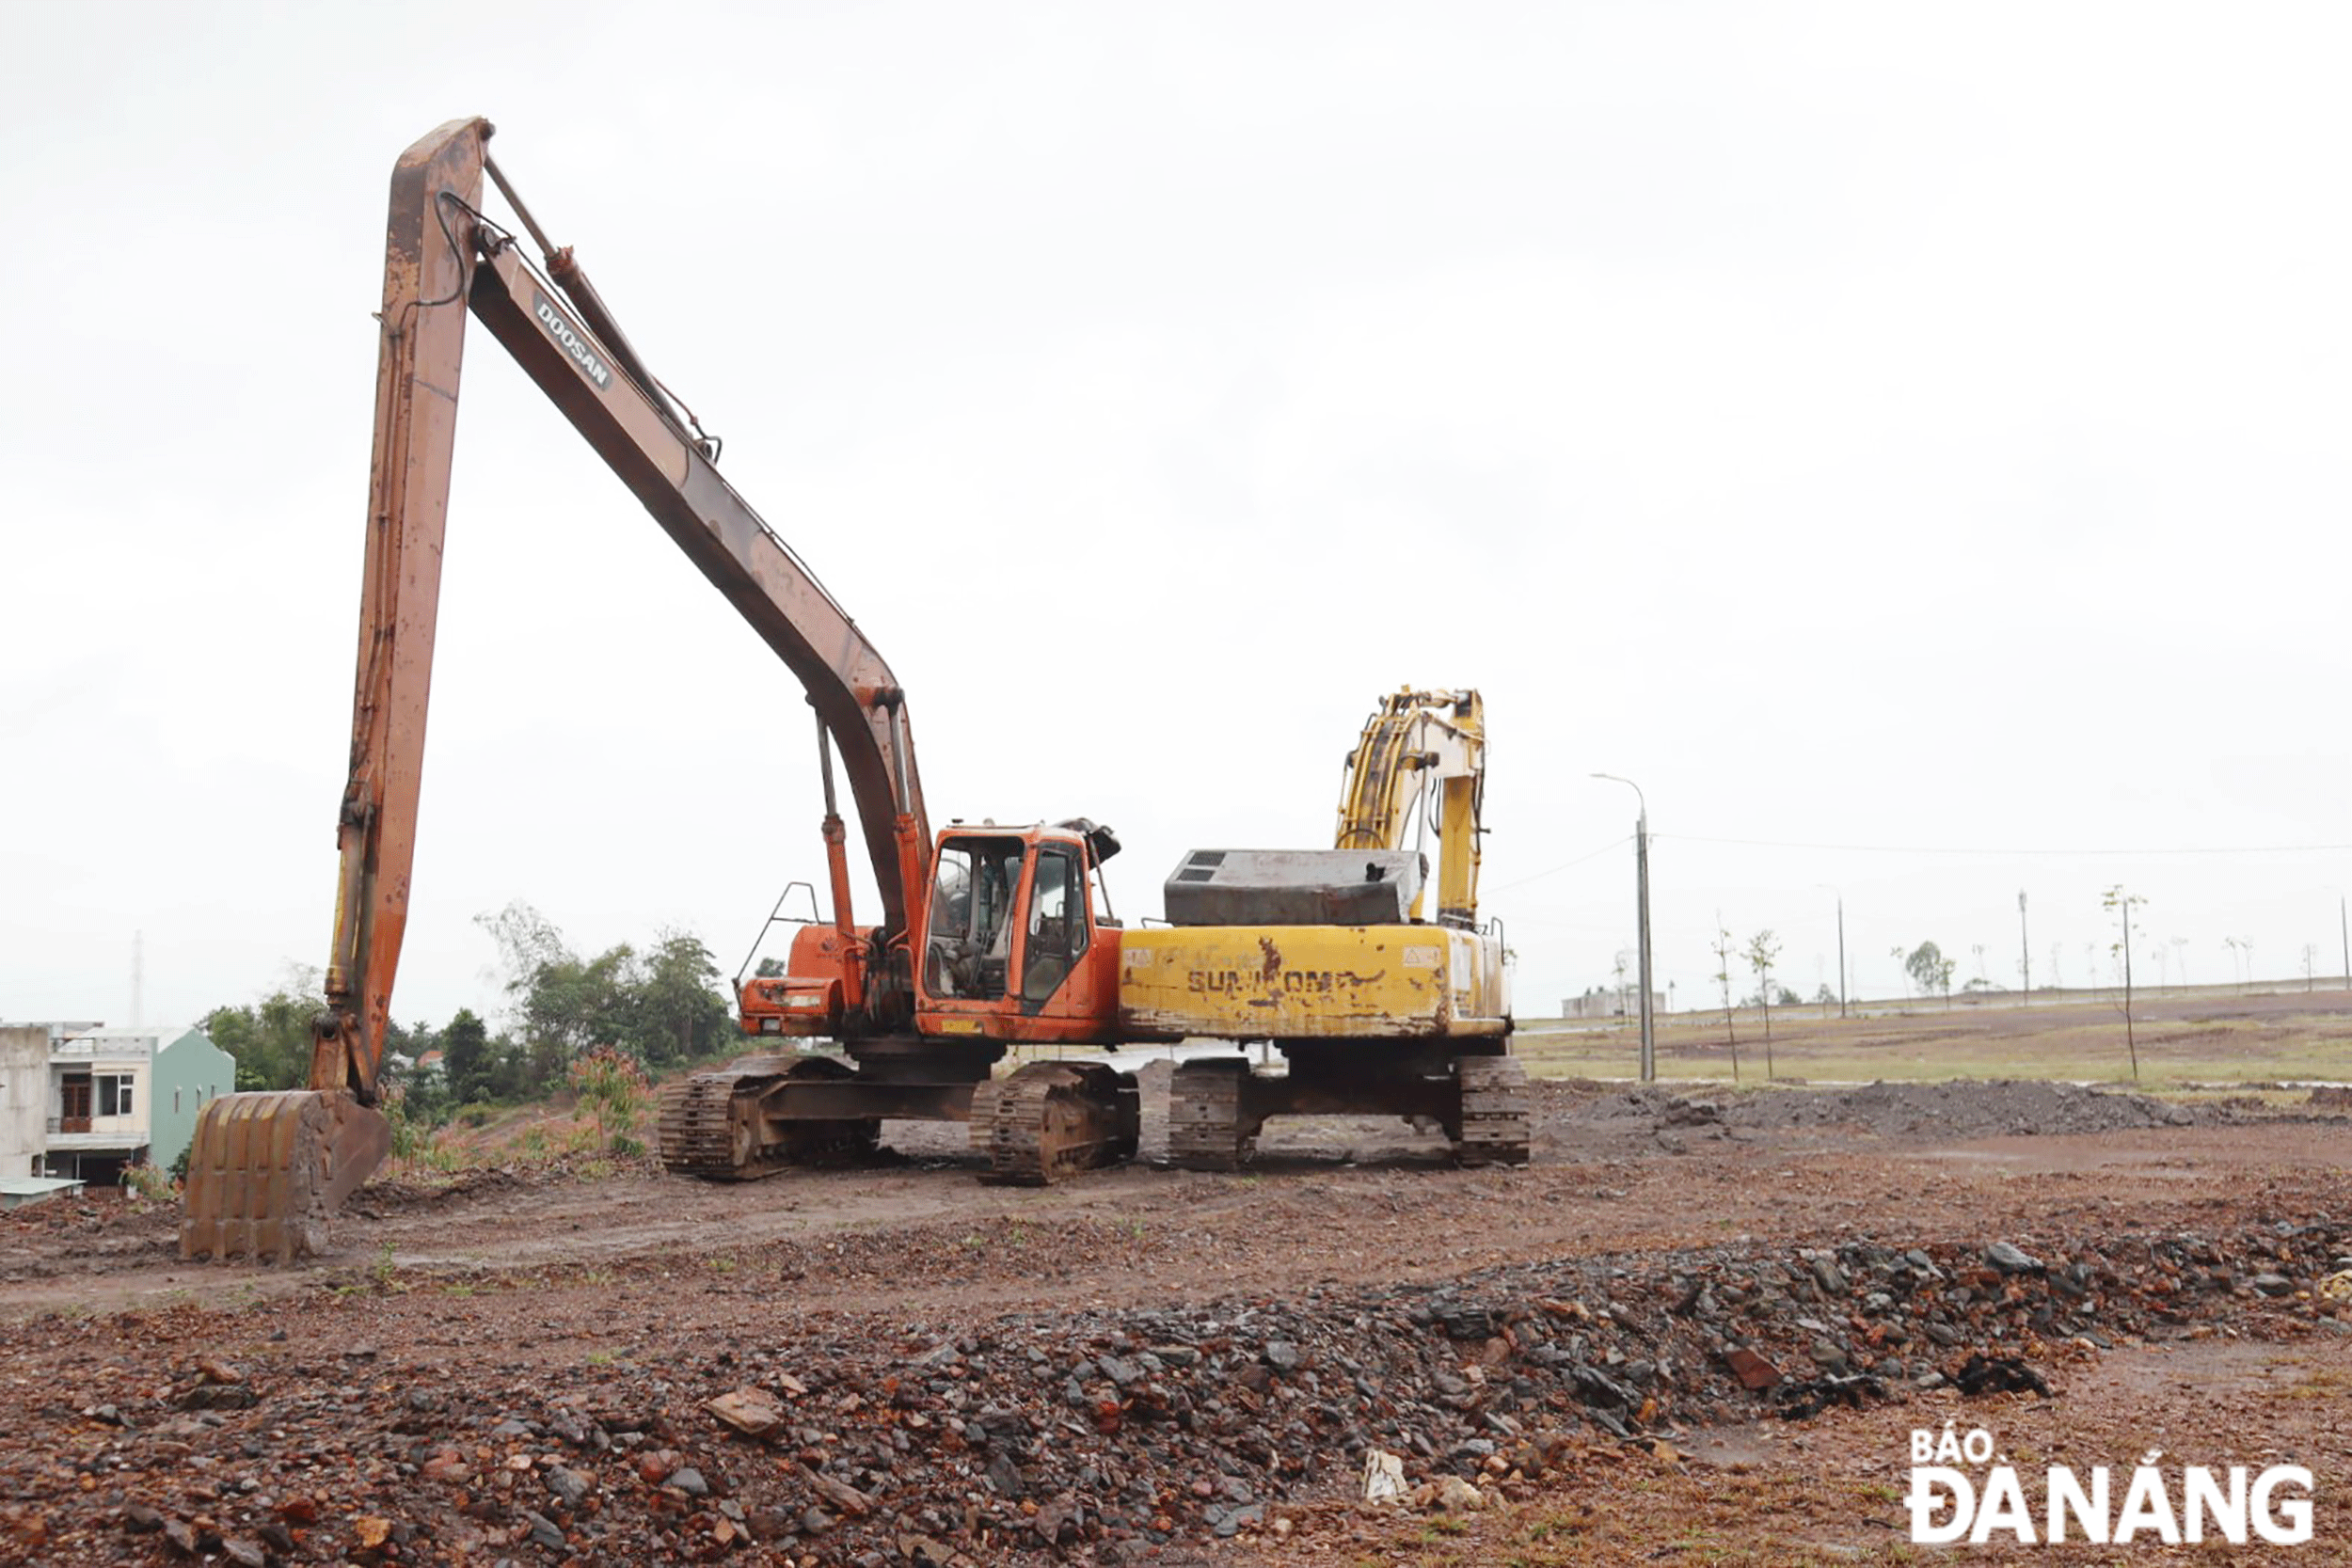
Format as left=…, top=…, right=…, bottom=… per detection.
left=1515, top=991, right=2352, bottom=1092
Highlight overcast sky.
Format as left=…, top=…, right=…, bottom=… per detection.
left=5, top=3, right=2349, bottom=1044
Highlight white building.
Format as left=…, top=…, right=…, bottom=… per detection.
left=0, top=1026, right=49, bottom=1179
left=42, top=1024, right=235, bottom=1184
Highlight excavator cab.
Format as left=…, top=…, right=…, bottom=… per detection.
left=916, top=825, right=1119, bottom=1037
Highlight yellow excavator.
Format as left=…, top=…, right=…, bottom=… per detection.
left=179, top=120, right=1526, bottom=1262
left=1119, top=688, right=1520, bottom=1167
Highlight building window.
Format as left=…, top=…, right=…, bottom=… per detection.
left=98, top=1074, right=135, bottom=1117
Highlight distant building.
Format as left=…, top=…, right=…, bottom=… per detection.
left=0, top=1026, right=48, bottom=1179
left=40, top=1024, right=235, bottom=1184
left=1560, top=986, right=1666, bottom=1021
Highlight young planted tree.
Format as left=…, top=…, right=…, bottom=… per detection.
left=1745, top=929, right=1782, bottom=1079
left=1710, top=916, right=1740, bottom=1082
left=567, top=1045, right=653, bottom=1156
left=2102, top=884, right=2146, bottom=1081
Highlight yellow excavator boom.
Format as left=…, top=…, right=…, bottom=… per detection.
left=1335, top=688, right=1485, bottom=927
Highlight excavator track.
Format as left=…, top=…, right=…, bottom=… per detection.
left=975, top=1062, right=1138, bottom=1186
left=658, top=1056, right=878, bottom=1180
left=1453, top=1053, right=1531, bottom=1166
left=1168, top=1058, right=1258, bottom=1171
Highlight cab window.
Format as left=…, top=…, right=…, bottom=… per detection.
left=1020, top=846, right=1089, bottom=1002
left=925, top=836, right=1025, bottom=999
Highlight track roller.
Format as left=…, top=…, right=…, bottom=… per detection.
left=1453, top=1053, right=1531, bottom=1166
left=658, top=1055, right=879, bottom=1180
left=973, top=1061, right=1139, bottom=1186
left=1168, top=1057, right=1261, bottom=1171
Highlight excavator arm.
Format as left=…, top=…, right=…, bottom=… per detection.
left=183, top=117, right=929, bottom=1260
left=1335, top=688, right=1486, bottom=927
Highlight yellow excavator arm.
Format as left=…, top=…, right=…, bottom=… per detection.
left=1334, top=688, right=1486, bottom=927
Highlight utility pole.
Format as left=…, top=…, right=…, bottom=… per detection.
left=1835, top=895, right=1848, bottom=1019
left=2017, top=891, right=2029, bottom=1004
left=1816, top=884, right=1848, bottom=1018
left=2341, top=896, right=2347, bottom=991
left=1593, top=773, right=1654, bottom=1083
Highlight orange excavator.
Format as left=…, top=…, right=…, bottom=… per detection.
left=183, top=119, right=1528, bottom=1262
left=178, top=118, right=1142, bottom=1261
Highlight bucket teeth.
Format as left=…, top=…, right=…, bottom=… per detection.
left=178, top=1090, right=390, bottom=1263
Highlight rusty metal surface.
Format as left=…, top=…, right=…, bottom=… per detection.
left=1454, top=1054, right=1532, bottom=1165
left=1162, top=848, right=1424, bottom=927
left=1168, top=1058, right=1259, bottom=1171
left=178, top=1090, right=391, bottom=1262
left=658, top=1057, right=886, bottom=1180
left=1168, top=1047, right=1530, bottom=1170
left=974, top=1063, right=1138, bottom=1186
left=460, top=240, right=930, bottom=942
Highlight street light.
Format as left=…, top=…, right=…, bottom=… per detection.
left=1592, top=773, right=1653, bottom=1083
left=1816, top=883, right=1848, bottom=1019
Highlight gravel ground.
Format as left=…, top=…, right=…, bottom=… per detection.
left=1, top=1082, right=2346, bottom=1565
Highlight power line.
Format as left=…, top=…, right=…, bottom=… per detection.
left=1488, top=834, right=1632, bottom=892
left=1655, top=833, right=2352, bottom=859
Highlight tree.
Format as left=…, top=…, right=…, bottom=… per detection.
left=2102, top=884, right=2146, bottom=1081
left=1889, top=945, right=1911, bottom=1003
left=1745, top=930, right=1782, bottom=1078
left=204, top=977, right=326, bottom=1092
left=479, top=901, right=634, bottom=1091
left=1710, top=916, right=1740, bottom=1081
left=626, top=930, right=730, bottom=1065
left=1905, top=942, right=1955, bottom=1007
left=441, top=1007, right=495, bottom=1103
left=475, top=901, right=736, bottom=1091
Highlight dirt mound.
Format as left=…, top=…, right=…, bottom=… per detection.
left=1722, top=1079, right=2195, bottom=1138
left=1569, top=1080, right=2194, bottom=1142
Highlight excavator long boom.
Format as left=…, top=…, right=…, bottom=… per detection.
left=183, top=117, right=928, bottom=1260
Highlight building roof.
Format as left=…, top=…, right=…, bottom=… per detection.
left=50, top=1025, right=199, bottom=1058
left=0, top=1177, right=87, bottom=1197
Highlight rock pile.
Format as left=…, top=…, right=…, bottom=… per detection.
left=11, top=1214, right=2346, bottom=1565
left=1589, top=1079, right=2198, bottom=1140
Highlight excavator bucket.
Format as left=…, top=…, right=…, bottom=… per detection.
left=178, top=1090, right=392, bottom=1263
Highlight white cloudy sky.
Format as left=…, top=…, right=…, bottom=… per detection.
left=4, top=3, right=2349, bottom=1040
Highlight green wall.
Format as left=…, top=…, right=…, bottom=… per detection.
left=151, top=1029, right=236, bottom=1172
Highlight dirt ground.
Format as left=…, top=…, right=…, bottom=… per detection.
left=3, top=1067, right=2349, bottom=1566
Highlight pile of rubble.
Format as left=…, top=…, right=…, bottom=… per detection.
left=8, top=1215, right=2346, bottom=1565
left=1587, top=1079, right=2198, bottom=1140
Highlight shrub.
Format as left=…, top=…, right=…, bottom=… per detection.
left=566, top=1046, right=652, bottom=1154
